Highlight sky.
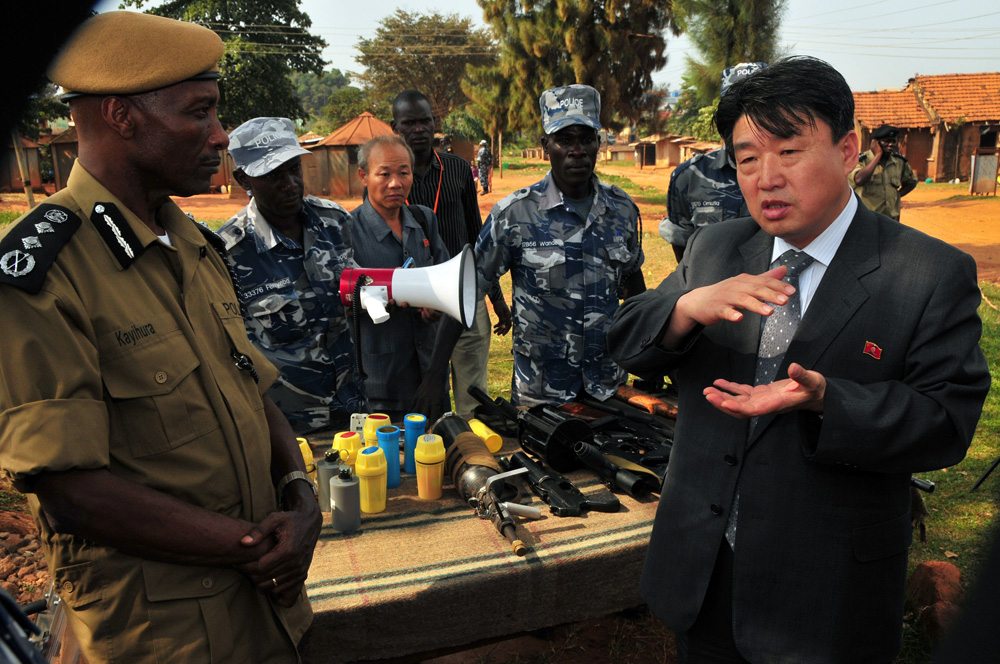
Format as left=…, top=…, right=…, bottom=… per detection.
left=96, top=0, right=1000, bottom=93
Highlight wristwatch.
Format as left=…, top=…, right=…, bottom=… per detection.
left=276, top=471, right=318, bottom=506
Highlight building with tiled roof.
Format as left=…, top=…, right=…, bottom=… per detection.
left=852, top=72, right=999, bottom=182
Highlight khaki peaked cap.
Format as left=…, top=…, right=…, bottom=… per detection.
left=48, top=11, right=224, bottom=97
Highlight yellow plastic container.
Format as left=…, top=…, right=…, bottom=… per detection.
left=468, top=418, right=503, bottom=453
left=333, top=430, right=363, bottom=466
left=363, top=413, right=392, bottom=446
left=297, top=437, right=317, bottom=481
left=414, top=434, right=446, bottom=500
left=354, top=446, right=387, bottom=513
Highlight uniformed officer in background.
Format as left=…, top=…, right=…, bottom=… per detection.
left=218, top=117, right=365, bottom=434
left=658, top=62, right=767, bottom=263
left=851, top=124, right=918, bottom=221
left=0, top=12, right=319, bottom=663
left=418, top=84, right=645, bottom=410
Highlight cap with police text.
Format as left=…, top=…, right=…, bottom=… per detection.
left=229, top=117, right=311, bottom=178
left=720, top=62, right=768, bottom=97
left=48, top=12, right=224, bottom=100
left=872, top=125, right=900, bottom=140
left=539, top=84, right=601, bottom=135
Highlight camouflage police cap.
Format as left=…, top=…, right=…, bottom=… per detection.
left=872, top=124, right=900, bottom=140
left=229, top=117, right=311, bottom=178
left=539, top=84, right=602, bottom=135
left=48, top=11, right=223, bottom=100
left=720, top=62, right=768, bottom=97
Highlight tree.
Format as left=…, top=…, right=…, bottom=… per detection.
left=478, top=0, right=679, bottom=134
left=355, top=10, right=498, bottom=122
left=320, top=87, right=371, bottom=133
left=291, top=69, right=352, bottom=121
left=674, top=0, right=785, bottom=108
left=124, top=0, right=326, bottom=127
left=461, top=63, right=509, bottom=144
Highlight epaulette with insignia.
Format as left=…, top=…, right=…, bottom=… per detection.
left=304, top=195, right=348, bottom=213
left=0, top=204, right=81, bottom=294
left=492, top=186, right=532, bottom=215
left=193, top=220, right=227, bottom=254
left=216, top=214, right=249, bottom=251
left=90, top=202, right=143, bottom=269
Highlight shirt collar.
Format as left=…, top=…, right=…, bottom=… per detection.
left=772, top=194, right=857, bottom=267
left=357, top=199, right=422, bottom=242
left=246, top=197, right=307, bottom=253
left=67, top=161, right=205, bottom=267
left=537, top=171, right=606, bottom=218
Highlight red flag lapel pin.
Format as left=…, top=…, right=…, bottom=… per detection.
left=863, top=340, right=882, bottom=360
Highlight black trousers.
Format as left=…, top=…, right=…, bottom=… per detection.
left=678, top=538, right=751, bottom=664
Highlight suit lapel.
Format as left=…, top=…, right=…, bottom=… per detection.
left=747, top=204, right=881, bottom=448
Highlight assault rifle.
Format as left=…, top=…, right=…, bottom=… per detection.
left=468, top=387, right=661, bottom=499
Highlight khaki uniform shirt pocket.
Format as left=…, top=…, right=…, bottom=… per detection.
left=101, top=329, right=216, bottom=458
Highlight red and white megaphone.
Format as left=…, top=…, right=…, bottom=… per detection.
left=339, top=245, right=477, bottom=329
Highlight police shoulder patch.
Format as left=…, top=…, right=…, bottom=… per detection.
left=0, top=204, right=81, bottom=294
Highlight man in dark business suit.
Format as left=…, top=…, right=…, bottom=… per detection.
left=608, top=56, right=990, bottom=663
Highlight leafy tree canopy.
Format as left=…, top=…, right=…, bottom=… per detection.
left=668, top=0, right=784, bottom=136
left=291, top=68, right=351, bottom=121
left=355, top=10, right=498, bottom=122
left=318, top=87, right=372, bottom=135
left=478, top=0, right=679, bottom=135
left=124, top=0, right=326, bottom=127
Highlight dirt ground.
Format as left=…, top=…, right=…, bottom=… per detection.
left=12, top=161, right=990, bottom=280
left=0, top=164, right=997, bottom=663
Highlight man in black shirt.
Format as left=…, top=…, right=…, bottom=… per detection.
left=391, top=90, right=511, bottom=418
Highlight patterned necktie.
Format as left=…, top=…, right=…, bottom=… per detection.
left=726, top=249, right=815, bottom=549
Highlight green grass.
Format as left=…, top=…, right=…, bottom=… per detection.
left=1, top=210, right=19, bottom=231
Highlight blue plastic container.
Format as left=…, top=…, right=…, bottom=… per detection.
left=376, top=424, right=402, bottom=489
left=403, top=413, right=427, bottom=474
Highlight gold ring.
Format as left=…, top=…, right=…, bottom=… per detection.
left=271, top=577, right=278, bottom=588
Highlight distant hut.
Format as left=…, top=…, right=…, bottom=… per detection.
left=47, top=126, right=78, bottom=191
left=304, top=112, right=394, bottom=198
left=2, top=135, right=42, bottom=193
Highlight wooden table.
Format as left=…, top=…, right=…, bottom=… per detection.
left=300, top=437, right=659, bottom=662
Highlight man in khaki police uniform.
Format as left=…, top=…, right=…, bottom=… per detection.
left=851, top=124, right=918, bottom=221
left=0, top=12, right=320, bottom=663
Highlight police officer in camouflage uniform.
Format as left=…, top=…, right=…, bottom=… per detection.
left=477, top=139, right=493, bottom=194
left=659, top=62, right=767, bottom=262
left=851, top=124, right=918, bottom=221
left=417, top=84, right=645, bottom=409
left=218, top=117, right=364, bottom=433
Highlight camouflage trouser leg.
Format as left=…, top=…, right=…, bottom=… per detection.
left=450, top=299, right=491, bottom=419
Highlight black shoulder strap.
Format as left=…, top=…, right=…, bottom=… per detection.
left=408, top=204, right=431, bottom=238
left=0, top=203, right=81, bottom=294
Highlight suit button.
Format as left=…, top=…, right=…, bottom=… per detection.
left=61, top=581, right=74, bottom=594
left=201, top=577, right=214, bottom=590
left=710, top=504, right=722, bottom=515
left=724, top=454, right=738, bottom=466
left=154, top=371, right=168, bottom=384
